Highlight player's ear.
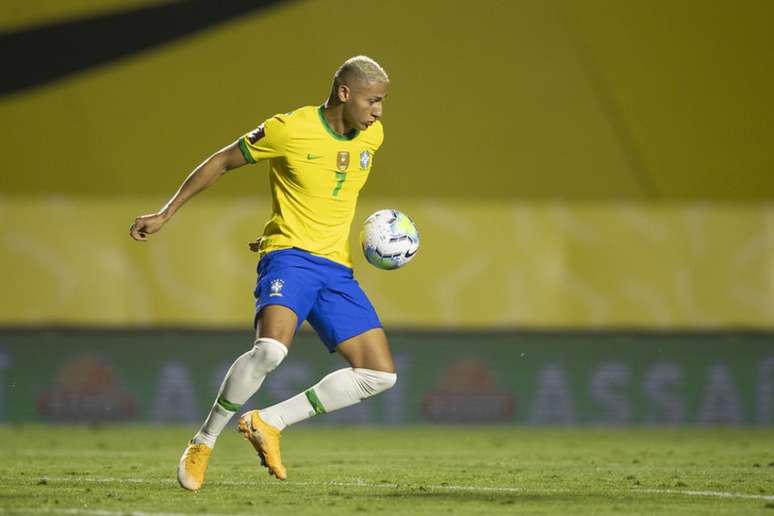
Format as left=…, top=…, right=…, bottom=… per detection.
left=337, top=84, right=350, bottom=103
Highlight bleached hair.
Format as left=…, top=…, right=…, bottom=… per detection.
left=334, top=55, right=389, bottom=87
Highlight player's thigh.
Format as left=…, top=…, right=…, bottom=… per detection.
left=253, top=249, right=326, bottom=349
left=306, top=273, right=384, bottom=355
left=255, top=304, right=298, bottom=348
left=336, top=328, right=395, bottom=373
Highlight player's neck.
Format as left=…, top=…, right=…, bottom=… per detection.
left=321, top=102, right=355, bottom=136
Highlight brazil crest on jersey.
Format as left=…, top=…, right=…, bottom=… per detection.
left=239, top=105, right=384, bottom=267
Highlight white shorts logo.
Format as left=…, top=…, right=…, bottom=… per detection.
left=269, top=279, right=284, bottom=297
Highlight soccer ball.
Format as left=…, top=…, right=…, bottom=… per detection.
left=360, top=209, right=420, bottom=270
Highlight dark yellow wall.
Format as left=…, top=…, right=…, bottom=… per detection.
left=0, top=0, right=162, bottom=29
left=568, top=0, right=774, bottom=200
left=2, top=0, right=772, bottom=200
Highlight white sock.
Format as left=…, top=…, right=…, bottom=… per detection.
left=260, top=368, right=397, bottom=431
left=192, top=338, right=287, bottom=447
left=192, top=403, right=234, bottom=448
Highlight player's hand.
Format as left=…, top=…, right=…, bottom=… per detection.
left=129, top=212, right=167, bottom=241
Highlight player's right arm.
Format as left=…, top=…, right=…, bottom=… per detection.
left=129, top=141, right=247, bottom=241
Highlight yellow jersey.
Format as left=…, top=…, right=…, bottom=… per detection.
left=238, top=105, right=384, bottom=267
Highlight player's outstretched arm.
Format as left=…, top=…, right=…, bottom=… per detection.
left=129, top=141, right=247, bottom=241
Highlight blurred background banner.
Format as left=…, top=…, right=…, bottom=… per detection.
left=2, top=330, right=772, bottom=425
left=1, top=0, right=772, bottom=426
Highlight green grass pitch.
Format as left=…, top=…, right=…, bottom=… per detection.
left=0, top=425, right=773, bottom=515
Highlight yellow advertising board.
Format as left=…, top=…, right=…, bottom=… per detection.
left=2, top=197, right=771, bottom=328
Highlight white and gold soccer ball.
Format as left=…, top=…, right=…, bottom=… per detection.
left=360, top=209, right=420, bottom=270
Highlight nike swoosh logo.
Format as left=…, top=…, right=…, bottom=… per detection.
left=307, top=154, right=323, bottom=160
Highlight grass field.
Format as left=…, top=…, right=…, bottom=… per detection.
left=0, top=425, right=773, bottom=515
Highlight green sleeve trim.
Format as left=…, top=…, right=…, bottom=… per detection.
left=317, top=105, right=359, bottom=141
left=217, top=395, right=242, bottom=412
left=304, top=388, right=327, bottom=415
left=238, top=138, right=256, bottom=163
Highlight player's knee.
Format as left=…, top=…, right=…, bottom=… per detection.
left=353, top=368, right=397, bottom=398
left=251, top=337, right=288, bottom=372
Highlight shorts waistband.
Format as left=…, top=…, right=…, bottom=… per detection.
left=261, top=247, right=353, bottom=272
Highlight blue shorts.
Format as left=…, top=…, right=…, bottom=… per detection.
left=254, top=248, right=382, bottom=352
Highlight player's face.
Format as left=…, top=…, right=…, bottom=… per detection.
left=342, top=80, right=387, bottom=131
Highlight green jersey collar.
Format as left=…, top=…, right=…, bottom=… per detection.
left=318, top=105, right=359, bottom=141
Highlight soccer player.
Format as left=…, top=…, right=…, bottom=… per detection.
left=129, top=56, right=396, bottom=490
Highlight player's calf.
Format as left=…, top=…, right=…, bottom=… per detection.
left=192, top=337, right=287, bottom=447
left=262, top=367, right=397, bottom=430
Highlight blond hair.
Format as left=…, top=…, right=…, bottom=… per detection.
left=334, top=55, right=389, bottom=87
